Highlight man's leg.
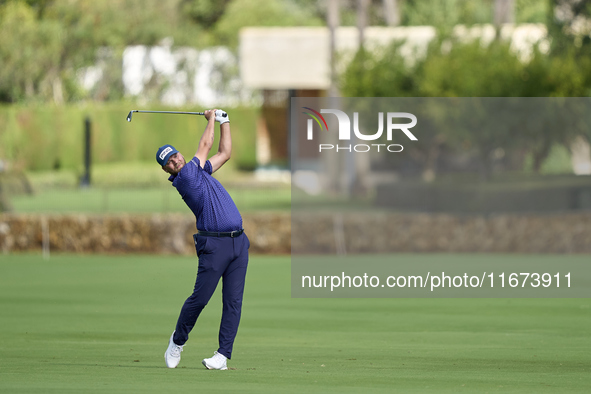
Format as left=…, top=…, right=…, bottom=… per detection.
left=217, top=234, right=249, bottom=359
left=174, top=236, right=232, bottom=346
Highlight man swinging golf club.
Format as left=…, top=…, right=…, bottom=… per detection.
left=157, top=109, right=249, bottom=370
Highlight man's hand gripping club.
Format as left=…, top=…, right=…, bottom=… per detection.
left=195, top=109, right=231, bottom=173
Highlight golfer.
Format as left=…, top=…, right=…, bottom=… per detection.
left=156, top=109, right=249, bottom=370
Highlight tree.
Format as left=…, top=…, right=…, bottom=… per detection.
left=0, top=0, right=201, bottom=103
left=548, top=0, right=591, bottom=54
left=340, top=30, right=591, bottom=178
left=0, top=1, right=61, bottom=102
left=213, top=0, right=323, bottom=48
left=415, top=39, right=528, bottom=180
left=180, top=0, right=230, bottom=29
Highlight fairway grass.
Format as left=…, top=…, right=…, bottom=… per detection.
left=10, top=186, right=291, bottom=214
left=1, top=254, right=590, bottom=393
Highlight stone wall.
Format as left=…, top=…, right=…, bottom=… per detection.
left=292, top=212, right=591, bottom=254
left=1, top=212, right=590, bottom=255
left=0, top=213, right=291, bottom=255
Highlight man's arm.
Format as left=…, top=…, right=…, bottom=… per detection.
left=208, top=119, right=231, bottom=173
left=194, top=109, right=217, bottom=167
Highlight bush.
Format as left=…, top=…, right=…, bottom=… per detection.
left=340, top=35, right=591, bottom=178
left=0, top=103, right=259, bottom=172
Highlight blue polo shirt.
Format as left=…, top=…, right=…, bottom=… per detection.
left=169, top=157, right=242, bottom=232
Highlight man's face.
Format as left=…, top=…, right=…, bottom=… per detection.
left=162, top=152, right=186, bottom=175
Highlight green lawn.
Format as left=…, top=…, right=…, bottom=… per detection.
left=0, top=254, right=590, bottom=393
left=9, top=186, right=291, bottom=213
left=3, top=162, right=290, bottom=213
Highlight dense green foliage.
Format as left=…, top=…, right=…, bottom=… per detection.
left=0, top=104, right=258, bottom=171
left=0, top=0, right=324, bottom=103
left=214, top=0, right=323, bottom=48
left=1, top=254, right=590, bottom=393
left=401, top=0, right=547, bottom=28
left=0, top=0, right=552, bottom=104
left=341, top=30, right=591, bottom=177
left=0, top=0, right=204, bottom=103
left=342, top=38, right=591, bottom=100
left=180, top=0, right=231, bottom=29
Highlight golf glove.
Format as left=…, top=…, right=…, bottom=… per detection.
left=215, top=110, right=229, bottom=124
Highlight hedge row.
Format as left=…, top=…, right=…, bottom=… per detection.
left=0, top=103, right=259, bottom=172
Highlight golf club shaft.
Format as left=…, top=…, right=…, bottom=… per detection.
left=126, top=110, right=227, bottom=122
left=133, top=110, right=205, bottom=116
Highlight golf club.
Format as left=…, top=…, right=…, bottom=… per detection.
left=126, top=110, right=227, bottom=122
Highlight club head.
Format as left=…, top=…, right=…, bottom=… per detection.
left=126, top=111, right=133, bottom=122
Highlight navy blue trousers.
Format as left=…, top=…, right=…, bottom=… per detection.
left=172, top=232, right=249, bottom=359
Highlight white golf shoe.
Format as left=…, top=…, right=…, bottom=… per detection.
left=164, top=331, right=184, bottom=368
left=202, top=351, right=228, bottom=370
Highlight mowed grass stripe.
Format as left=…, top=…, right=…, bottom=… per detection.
left=10, top=187, right=291, bottom=213
left=0, top=254, right=590, bottom=393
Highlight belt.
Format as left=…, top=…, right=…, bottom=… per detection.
left=197, top=229, right=244, bottom=238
